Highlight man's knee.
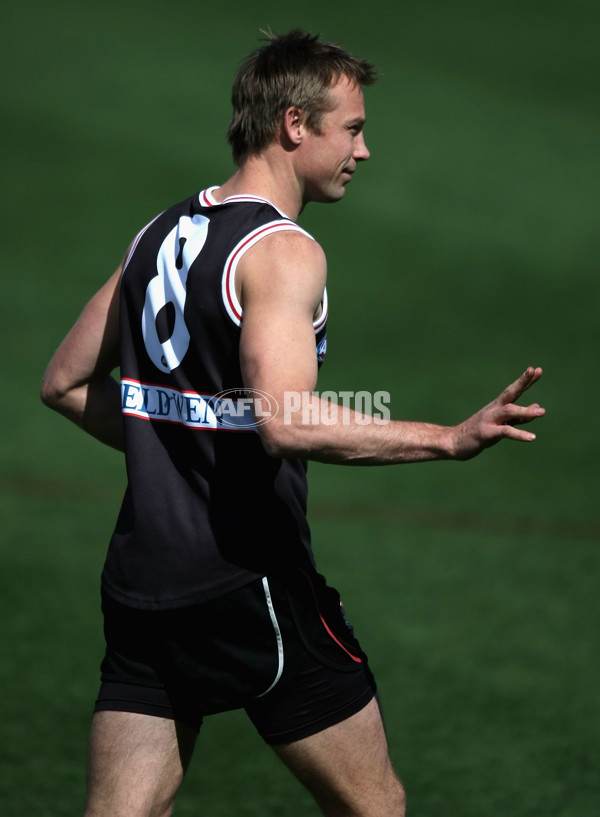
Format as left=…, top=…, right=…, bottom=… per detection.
left=355, top=768, right=406, bottom=817
left=319, top=772, right=406, bottom=817
left=386, top=775, right=406, bottom=817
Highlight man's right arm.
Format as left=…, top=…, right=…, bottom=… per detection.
left=238, top=231, right=545, bottom=465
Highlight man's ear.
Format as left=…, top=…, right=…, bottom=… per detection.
left=282, top=106, right=306, bottom=146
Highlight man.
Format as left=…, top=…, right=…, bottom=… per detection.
left=41, top=30, right=544, bottom=817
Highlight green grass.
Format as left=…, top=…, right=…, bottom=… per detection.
left=1, top=0, right=599, bottom=814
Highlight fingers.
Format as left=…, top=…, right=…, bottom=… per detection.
left=500, top=402, right=546, bottom=427
left=498, top=366, right=543, bottom=405
left=489, top=367, right=546, bottom=443
left=456, top=366, right=546, bottom=457
left=500, top=423, right=539, bottom=442
left=522, top=366, right=543, bottom=391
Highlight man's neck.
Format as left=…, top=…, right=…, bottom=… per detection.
left=214, top=151, right=304, bottom=220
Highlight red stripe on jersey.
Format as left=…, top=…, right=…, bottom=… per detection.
left=200, top=189, right=213, bottom=207
left=313, top=308, right=327, bottom=333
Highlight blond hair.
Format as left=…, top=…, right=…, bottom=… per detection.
left=227, top=29, right=376, bottom=165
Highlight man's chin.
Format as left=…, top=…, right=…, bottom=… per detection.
left=305, top=183, right=347, bottom=206
left=320, top=186, right=347, bottom=204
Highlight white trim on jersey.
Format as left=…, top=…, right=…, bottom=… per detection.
left=221, top=219, right=314, bottom=326
left=255, top=577, right=285, bottom=698
left=221, top=221, right=328, bottom=334
left=313, top=287, right=328, bottom=333
left=199, top=186, right=293, bottom=221
left=122, top=212, right=164, bottom=273
left=199, top=186, right=219, bottom=208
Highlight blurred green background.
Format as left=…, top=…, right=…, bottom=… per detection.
left=1, top=0, right=598, bottom=814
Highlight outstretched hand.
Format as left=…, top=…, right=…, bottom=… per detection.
left=453, top=366, right=545, bottom=460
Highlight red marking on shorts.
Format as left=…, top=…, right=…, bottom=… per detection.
left=299, top=570, right=363, bottom=664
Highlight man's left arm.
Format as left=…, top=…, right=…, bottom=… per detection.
left=41, top=265, right=124, bottom=452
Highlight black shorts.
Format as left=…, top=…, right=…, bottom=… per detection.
left=95, top=570, right=376, bottom=745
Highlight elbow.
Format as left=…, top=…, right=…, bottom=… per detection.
left=40, top=375, right=60, bottom=410
left=257, top=420, right=306, bottom=460
left=40, top=370, right=70, bottom=413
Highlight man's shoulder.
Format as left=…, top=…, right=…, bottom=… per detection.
left=245, top=227, right=324, bottom=268
left=238, top=228, right=327, bottom=311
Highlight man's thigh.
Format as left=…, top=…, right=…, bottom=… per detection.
left=84, top=710, right=197, bottom=817
left=273, top=698, right=406, bottom=817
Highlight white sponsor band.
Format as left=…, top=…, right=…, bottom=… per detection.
left=121, top=380, right=268, bottom=431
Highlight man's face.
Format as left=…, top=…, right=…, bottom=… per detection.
left=297, top=75, right=370, bottom=204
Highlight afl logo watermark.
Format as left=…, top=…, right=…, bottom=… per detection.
left=211, top=388, right=278, bottom=428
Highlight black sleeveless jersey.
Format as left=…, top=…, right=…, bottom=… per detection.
left=101, top=187, right=328, bottom=610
